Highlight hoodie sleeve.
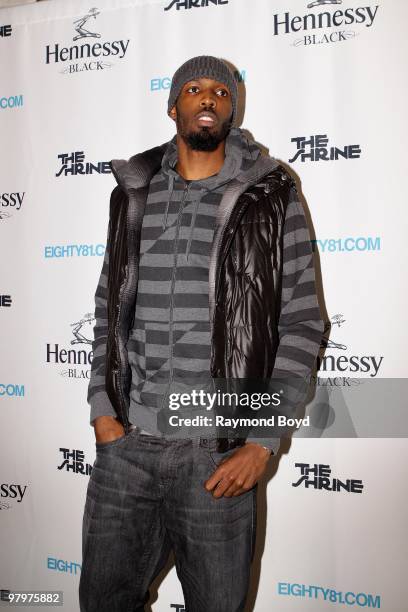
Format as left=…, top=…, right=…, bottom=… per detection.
left=272, top=179, right=324, bottom=378
left=87, top=188, right=119, bottom=426
left=245, top=178, right=324, bottom=454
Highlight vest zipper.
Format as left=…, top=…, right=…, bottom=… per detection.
left=114, top=264, right=130, bottom=432
left=210, top=199, right=251, bottom=377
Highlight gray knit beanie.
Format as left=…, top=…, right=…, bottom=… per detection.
left=167, top=55, right=238, bottom=126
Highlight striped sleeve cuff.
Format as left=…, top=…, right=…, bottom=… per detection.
left=89, top=391, right=118, bottom=426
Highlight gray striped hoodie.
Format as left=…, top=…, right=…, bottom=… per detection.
left=88, top=128, right=323, bottom=453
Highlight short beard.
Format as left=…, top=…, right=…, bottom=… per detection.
left=176, top=112, right=232, bottom=152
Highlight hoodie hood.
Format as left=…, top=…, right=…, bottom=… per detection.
left=160, top=127, right=277, bottom=260
left=110, top=127, right=279, bottom=260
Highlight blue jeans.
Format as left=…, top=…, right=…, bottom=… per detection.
left=79, top=427, right=257, bottom=612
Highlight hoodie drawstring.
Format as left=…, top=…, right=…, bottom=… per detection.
left=162, top=174, right=175, bottom=230
left=186, top=188, right=205, bottom=262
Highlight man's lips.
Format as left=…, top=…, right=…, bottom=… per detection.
left=196, top=111, right=217, bottom=126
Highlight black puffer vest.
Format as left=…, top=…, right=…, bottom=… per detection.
left=105, top=144, right=293, bottom=449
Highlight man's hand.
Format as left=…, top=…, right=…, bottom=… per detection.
left=204, top=442, right=272, bottom=498
left=93, top=416, right=125, bottom=444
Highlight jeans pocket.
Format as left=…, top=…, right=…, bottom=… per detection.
left=95, top=427, right=139, bottom=450
left=208, top=446, right=237, bottom=470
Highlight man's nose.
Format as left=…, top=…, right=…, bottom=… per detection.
left=199, top=92, right=216, bottom=109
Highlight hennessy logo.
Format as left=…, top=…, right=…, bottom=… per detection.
left=70, top=313, right=94, bottom=345
left=317, top=313, right=384, bottom=377
left=46, top=311, right=94, bottom=380
left=45, top=7, right=130, bottom=72
left=307, top=0, right=342, bottom=7
left=321, top=314, right=347, bottom=351
left=73, top=8, right=101, bottom=41
left=273, top=2, right=379, bottom=46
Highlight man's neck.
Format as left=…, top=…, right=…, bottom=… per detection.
left=175, top=134, right=226, bottom=181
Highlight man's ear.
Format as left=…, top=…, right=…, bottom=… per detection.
left=169, top=105, right=177, bottom=122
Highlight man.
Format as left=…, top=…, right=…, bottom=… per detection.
left=79, top=56, right=323, bottom=612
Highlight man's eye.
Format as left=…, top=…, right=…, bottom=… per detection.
left=186, top=86, right=228, bottom=96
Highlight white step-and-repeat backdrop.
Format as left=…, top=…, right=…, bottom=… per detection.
left=1, top=0, right=407, bottom=610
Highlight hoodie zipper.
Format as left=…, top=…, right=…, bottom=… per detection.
left=160, top=181, right=191, bottom=410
